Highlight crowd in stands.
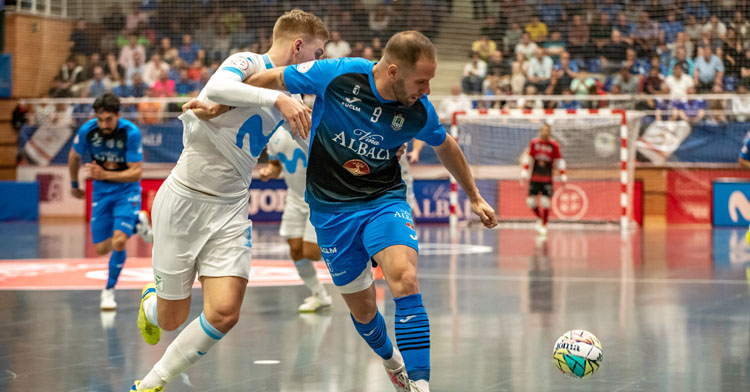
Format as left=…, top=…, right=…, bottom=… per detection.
left=45, top=0, right=452, bottom=125
left=463, top=0, right=750, bottom=123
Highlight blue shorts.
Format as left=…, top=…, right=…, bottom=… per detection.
left=91, top=189, right=141, bottom=244
left=309, top=200, right=418, bottom=287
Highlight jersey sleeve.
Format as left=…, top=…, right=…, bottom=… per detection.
left=552, top=141, right=562, bottom=160
left=266, top=132, right=280, bottom=161
left=72, top=121, right=93, bottom=156
left=203, top=53, right=281, bottom=108
left=125, top=126, right=143, bottom=163
left=414, top=99, right=448, bottom=146
left=217, top=52, right=262, bottom=81
left=284, top=58, right=358, bottom=97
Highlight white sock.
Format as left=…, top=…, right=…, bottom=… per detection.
left=143, top=295, right=159, bottom=327
left=415, top=379, right=430, bottom=390
left=138, top=312, right=224, bottom=389
left=384, top=348, right=403, bottom=370
left=294, top=258, right=326, bottom=297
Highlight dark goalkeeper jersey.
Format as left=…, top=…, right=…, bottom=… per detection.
left=283, top=57, right=447, bottom=212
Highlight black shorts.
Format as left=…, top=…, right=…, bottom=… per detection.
left=528, top=181, right=554, bottom=198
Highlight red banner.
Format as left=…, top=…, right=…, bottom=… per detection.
left=667, top=169, right=750, bottom=224
left=85, top=179, right=165, bottom=221
left=498, top=180, right=642, bottom=224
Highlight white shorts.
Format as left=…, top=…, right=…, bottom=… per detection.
left=279, top=194, right=317, bottom=243
left=151, top=175, right=252, bottom=300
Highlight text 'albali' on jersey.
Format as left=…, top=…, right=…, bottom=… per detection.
left=282, top=58, right=447, bottom=212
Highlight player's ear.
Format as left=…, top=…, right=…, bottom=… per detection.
left=293, top=38, right=304, bottom=54
left=387, top=63, right=400, bottom=81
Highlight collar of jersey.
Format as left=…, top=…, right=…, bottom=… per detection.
left=368, top=62, right=396, bottom=104
left=262, top=53, right=274, bottom=70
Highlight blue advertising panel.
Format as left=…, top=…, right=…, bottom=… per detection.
left=248, top=179, right=286, bottom=221
left=0, top=54, right=11, bottom=98
left=713, top=180, right=750, bottom=226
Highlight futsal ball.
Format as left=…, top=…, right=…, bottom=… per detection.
left=552, top=329, right=603, bottom=379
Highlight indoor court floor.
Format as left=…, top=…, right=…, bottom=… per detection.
left=0, top=222, right=748, bottom=391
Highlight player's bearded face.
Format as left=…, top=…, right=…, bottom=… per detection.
left=393, top=59, right=435, bottom=107
left=96, top=112, right=119, bottom=134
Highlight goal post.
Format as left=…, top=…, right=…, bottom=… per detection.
left=449, top=108, right=642, bottom=230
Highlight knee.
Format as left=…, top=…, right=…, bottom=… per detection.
left=158, top=312, right=188, bottom=332
left=112, top=237, right=127, bottom=251
left=526, top=196, right=538, bottom=209
left=204, top=305, right=240, bottom=333
left=351, top=301, right=379, bottom=324
left=389, top=268, right=419, bottom=297
left=94, top=243, right=110, bottom=255
left=540, top=196, right=550, bottom=209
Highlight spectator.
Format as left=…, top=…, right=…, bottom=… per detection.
left=487, top=50, right=510, bottom=77
left=102, top=6, right=125, bottom=34
left=69, top=19, right=94, bottom=64
left=703, top=15, right=727, bottom=40
left=406, top=1, right=434, bottom=38
left=194, top=19, right=217, bottom=56
left=539, top=0, right=565, bottom=30
left=371, top=37, right=383, bottom=59
left=724, top=38, right=745, bottom=88
left=685, top=15, right=704, bottom=42
left=668, top=46, right=695, bottom=76
left=504, top=22, right=523, bottom=55
left=527, top=47, right=553, bottom=91
left=511, top=51, right=529, bottom=94
left=731, top=11, right=750, bottom=43
left=671, top=87, right=706, bottom=123
left=176, top=68, right=198, bottom=96
left=570, top=65, right=596, bottom=96
left=325, top=31, right=352, bottom=59
left=178, top=34, right=202, bottom=65
left=567, top=14, right=590, bottom=58
left=210, top=26, right=232, bottom=63
left=591, top=13, right=613, bottom=50
left=118, top=34, right=146, bottom=70
left=87, top=66, right=112, bottom=98
left=138, top=89, right=164, bottom=125
left=694, top=46, right=725, bottom=92
left=665, top=61, right=694, bottom=97
left=660, top=11, right=684, bottom=46
left=525, top=15, right=548, bottom=43
left=643, top=66, right=664, bottom=94
left=559, top=90, right=582, bottom=109
left=515, top=33, right=538, bottom=60
left=462, top=52, right=487, bottom=94
left=520, top=85, right=544, bottom=109
left=612, top=67, right=640, bottom=94
left=368, top=3, right=391, bottom=41
left=612, top=12, right=634, bottom=44
left=130, top=73, right=148, bottom=98
left=362, top=47, right=376, bottom=62
left=633, top=12, right=660, bottom=57
left=730, top=85, right=750, bottom=121
left=350, top=42, right=365, bottom=58
left=103, top=53, right=124, bottom=84
left=143, top=54, right=170, bottom=87
left=544, top=31, right=566, bottom=62
left=438, top=85, right=471, bottom=120
left=152, top=69, right=176, bottom=97
left=546, top=51, right=578, bottom=95
left=481, top=17, right=505, bottom=44
left=601, top=29, right=631, bottom=66
left=738, top=47, right=750, bottom=88
left=597, top=0, right=622, bottom=22
left=483, top=66, right=506, bottom=97
left=686, top=0, right=710, bottom=23
left=58, top=57, right=85, bottom=93
left=125, top=51, right=146, bottom=85
left=647, top=56, right=667, bottom=77
left=669, top=33, right=695, bottom=61
left=221, top=7, right=245, bottom=34
left=112, top=81, right=132, bottom=98
left=158, top=37, right=179, bottom=65
left=188, top=59, right=204, bottom=81
left=472, top=35, right=497, bottom=62
left=83, top=53, right=105, bottom=80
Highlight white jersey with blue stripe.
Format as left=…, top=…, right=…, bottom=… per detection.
left=173, top=52, right=297, bottom=198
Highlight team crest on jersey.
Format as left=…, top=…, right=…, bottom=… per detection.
left=353, top=85, right=360, bottom=95
left=391, top=114, right=405, bottom=131
left=116, top=140, right=124, bottom=148
left=230, top=56, right=250, bottom=70
left=297, top=61, right=315, bottom=73
left=343, top=159, right=370, bottom=176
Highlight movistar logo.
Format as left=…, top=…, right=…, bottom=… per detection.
left=729, top=191, right=750, bottom=222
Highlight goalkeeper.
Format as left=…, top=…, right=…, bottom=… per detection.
left=520, top=123, right=567, bottom=236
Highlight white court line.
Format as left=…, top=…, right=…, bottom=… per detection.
left=418, top=273, right=749, bottom=286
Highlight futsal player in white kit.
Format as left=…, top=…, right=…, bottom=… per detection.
left=260, top=126, right=333, bottom=312
left=131, top=10, right=328, bottom=391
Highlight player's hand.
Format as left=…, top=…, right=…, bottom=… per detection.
left=182, top=99, right=229, bottom=120
left=258, top=165, right=274, bottom=182
left=407, top=150, right=420, bottom=164
left=85, top=163, right=108, bottom=181
left=396, top=144, right=407, bottom=160
left=519, top=179, right=528, bottom=188
left=275, top=94, right=312, bottom=139
left=471, top=197, right=498, bottom=228
left=71, top=187, right=85, bottom=199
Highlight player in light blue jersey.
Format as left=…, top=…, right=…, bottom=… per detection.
left=67, top=93, right=152, bottom=311
left=247, top=31, right=498, bottom=391
left=738, top=131, right=750, bottom=243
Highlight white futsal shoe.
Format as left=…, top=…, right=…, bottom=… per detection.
left=535, top=219, right=543, bottom=233
left=136, top=211, right=153, bottom=243
left=298, top=291, right=333, bottom=312
left=100, top=288, right=117, bottom=311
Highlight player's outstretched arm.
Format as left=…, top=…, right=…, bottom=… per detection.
left=433, top=136, right=498, bottom=228
left=67, top=148, right=84, bottom=199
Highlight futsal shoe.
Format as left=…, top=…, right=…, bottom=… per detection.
left=136, top=211, right=153, bottom=243
left=137, top=283, right=161, bottom=345
left=131, top=380, right=163, bottom=391
left=535, top=219, right=543, bottom=233
left=384, top=361, right=423, bottom=392
left=298, top=292, right=333, bottom=313
left=538, top=225, right=548, bottom=237
left=100, top=288, right=117, bottom=311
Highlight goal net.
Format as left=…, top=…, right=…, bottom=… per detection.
left=452, top=108, right=642, bottom=228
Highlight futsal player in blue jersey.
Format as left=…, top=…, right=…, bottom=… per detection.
left=67, top=93, right=152, bottom=311
left=247, top=31, right=498, bottom=391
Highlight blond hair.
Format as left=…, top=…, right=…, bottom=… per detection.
left=272, top=9, right=329, bottom=42
left=383, top=30, right=437, bottom=68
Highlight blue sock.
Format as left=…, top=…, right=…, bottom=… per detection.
left=352, top=311, right=394, bottom=360
left=106, top=250, right=126, bottom=289
left=394, top=293, right=430, bottom=382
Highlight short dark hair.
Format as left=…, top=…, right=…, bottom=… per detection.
left=383, top=30, right=436, bottom=68
left=93, top=93, right=120, bottom=114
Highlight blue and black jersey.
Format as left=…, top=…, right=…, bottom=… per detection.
left=72, top=118, right=143, bottom=196
left=283, top=58, right=447, bottom=212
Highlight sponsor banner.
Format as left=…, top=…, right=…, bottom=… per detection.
left=667, top=170, right=750, bottom=224
left=16, top=165, right=86, bottom=217
left=636, top=121, right=691, bottom=164
left=412, top=179, right=497, bottom=223
left=497, top=180, right=640, bottom=222
left=712, top=180, right=750, bottom=226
